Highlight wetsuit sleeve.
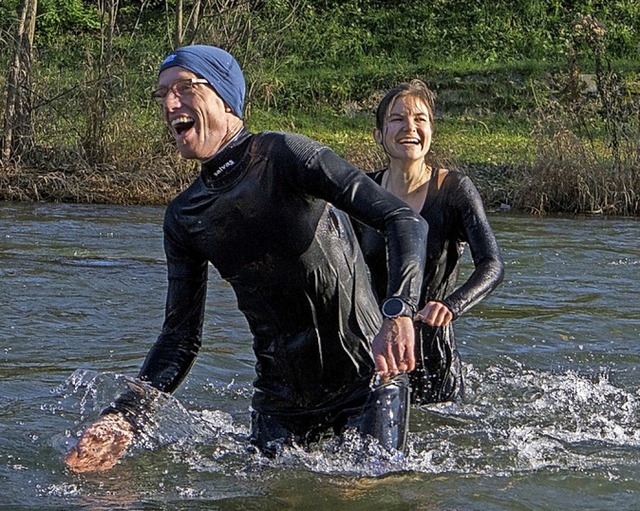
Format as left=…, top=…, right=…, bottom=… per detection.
left=103, top=207, right=207, bottom=423
left=441, top=176, right=504, bottom=319
left=135, top=209, right=208, bottom=391
left=283, top=135, right=428, bottom=311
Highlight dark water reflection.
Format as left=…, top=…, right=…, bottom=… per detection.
left=1, top=202, right=639, bottom=510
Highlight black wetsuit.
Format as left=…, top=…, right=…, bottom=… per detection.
left=356, top=168, right=504, bottom=404
left=112, top=129, right=427, bottom=452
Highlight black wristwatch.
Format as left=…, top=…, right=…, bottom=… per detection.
left=381, top=297, right=414, bottom=320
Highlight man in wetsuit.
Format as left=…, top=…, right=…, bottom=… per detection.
left=64, top=45, right=428, bottom=473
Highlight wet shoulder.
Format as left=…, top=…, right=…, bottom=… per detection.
left=253, top=131, right=326, bottom=165
left=438, top=168, right=466, bottom=189
left=436, top=169, right=477, bottom=200
left=436, top=169, right=486, bottom=218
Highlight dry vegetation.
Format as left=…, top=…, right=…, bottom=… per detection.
left=0, top=151, right=199, bottom=204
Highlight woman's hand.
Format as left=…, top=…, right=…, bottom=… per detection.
left=415, top=301, right=453, bottom=327
left=64, top=413, right=134, bottom=473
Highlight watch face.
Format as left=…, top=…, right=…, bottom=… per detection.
left=383, top=298, right=404, bottom=317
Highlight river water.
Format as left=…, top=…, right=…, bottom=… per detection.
left=1, top=201, right=639, bottom=510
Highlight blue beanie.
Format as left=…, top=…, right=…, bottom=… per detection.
left=159, top=45, right=245, bottom=118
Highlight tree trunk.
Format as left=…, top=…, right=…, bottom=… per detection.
left=2, top=0, right=37, bottom=163
left=174, top=0, right=183, bottom=47
left=83, top=0, right=119, bottom=164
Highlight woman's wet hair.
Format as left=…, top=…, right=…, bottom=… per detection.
left=375, top=79, right=436, bottom=130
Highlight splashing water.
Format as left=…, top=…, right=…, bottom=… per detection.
left=403, top=360, right=640, bottom=477
left=52, top=360, right=639, bottom=482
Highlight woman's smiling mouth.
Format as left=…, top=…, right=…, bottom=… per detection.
left=398, top=136, right=420, bottom=145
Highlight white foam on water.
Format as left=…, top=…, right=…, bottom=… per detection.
left=402, top=361, right=640, bottom=476
left=52, top=361, right=639, bottom=480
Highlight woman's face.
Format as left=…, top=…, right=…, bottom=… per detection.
left=157, top=66, right=237, bottom=161
left=375, top=95, right=433, bottom=165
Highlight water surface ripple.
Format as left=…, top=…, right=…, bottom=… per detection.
left=1, top=203, right=638, bottom=510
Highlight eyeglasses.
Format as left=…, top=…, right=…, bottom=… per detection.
left=151, top=78, right=209, bottom=104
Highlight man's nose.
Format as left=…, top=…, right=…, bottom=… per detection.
left=164, top=90, right=182, bottom=109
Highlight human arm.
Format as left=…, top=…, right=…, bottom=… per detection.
left=438, top=176, right=504, bottom=319
left=283, top=136, right=427, bottom=372
left=291, top=141, right=426, bottom=305
left=64, top=213, right=208, bottom=473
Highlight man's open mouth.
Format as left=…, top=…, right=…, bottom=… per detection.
left=171, top=116, right=195, bottom=135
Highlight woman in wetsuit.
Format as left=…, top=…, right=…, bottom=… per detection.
left=357, top=79, right=504, bottom=404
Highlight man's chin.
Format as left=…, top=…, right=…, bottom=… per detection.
left=175, top=143, right=197, bottom=160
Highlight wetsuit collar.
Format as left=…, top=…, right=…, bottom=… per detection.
left=201, top=127, right=252, bottom=189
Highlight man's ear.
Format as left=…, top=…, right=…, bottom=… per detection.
left=373, top=127, right=382, bottom=145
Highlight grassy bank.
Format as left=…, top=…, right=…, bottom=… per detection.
left=2, top=2, right=639, bottom=214
left=0, top=104, right=533, bottom=209
left=2, top=61, right=638, bottom=214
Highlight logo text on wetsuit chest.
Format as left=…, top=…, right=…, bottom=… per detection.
left=213, top=159, right=235, bottom=177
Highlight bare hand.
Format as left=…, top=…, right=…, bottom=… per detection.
left=64, top=413, right=134, bottom=473
left=371, top=316, right=416, bottom=382
left=416, top=301, right=453, bottom=327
